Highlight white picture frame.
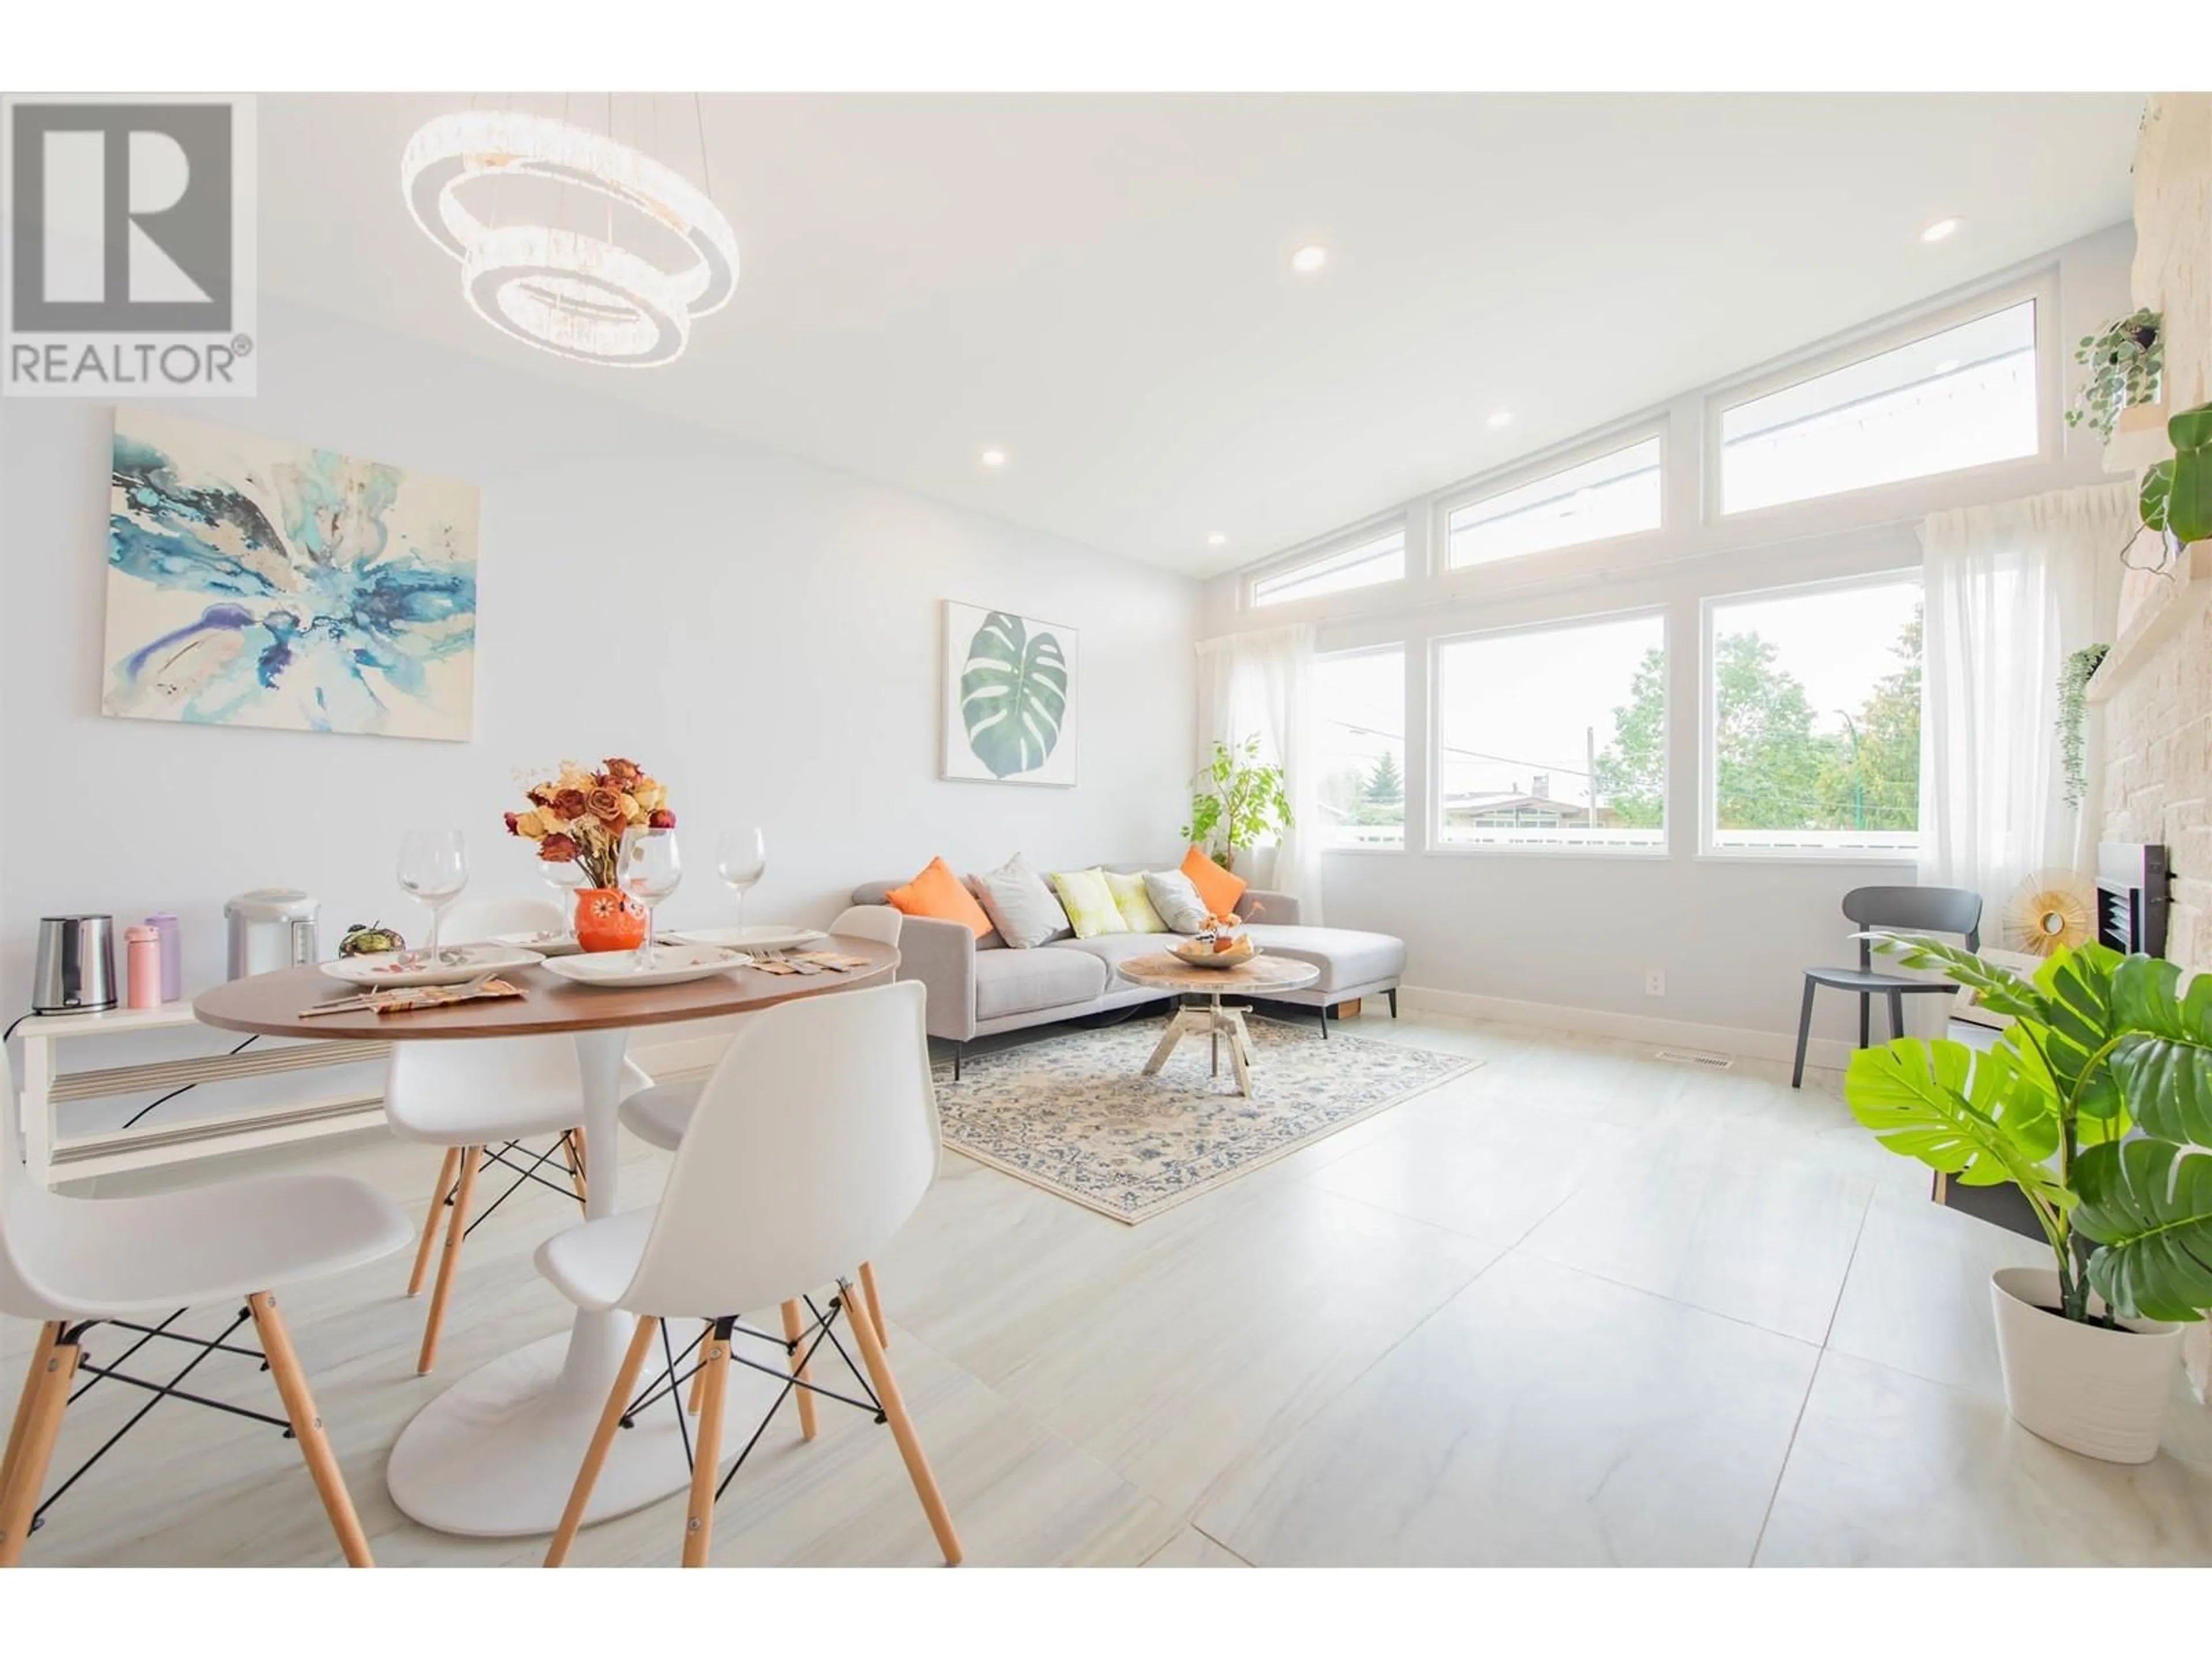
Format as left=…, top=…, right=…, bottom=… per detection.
left=941, top=600, right=1079, bottom=786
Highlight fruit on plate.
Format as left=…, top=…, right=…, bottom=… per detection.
left=339, top=921, right=407, bottom=957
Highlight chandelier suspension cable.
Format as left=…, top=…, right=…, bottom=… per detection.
left=696, top=93, right=714, bottom=206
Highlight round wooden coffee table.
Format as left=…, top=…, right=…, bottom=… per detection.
left=1116, top=950, right=1321, bottom=1097
left=195, top=937, right=897, bottom=1539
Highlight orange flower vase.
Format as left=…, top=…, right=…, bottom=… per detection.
left=574, top=888, right=647, bottom=953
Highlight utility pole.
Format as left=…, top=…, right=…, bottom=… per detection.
left=1585, top=725, right=1597, bottom=828
left=1835, top=710, right=1864, bottom=830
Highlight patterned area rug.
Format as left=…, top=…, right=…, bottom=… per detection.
left=932, top=1014, right=1482, bottom=1223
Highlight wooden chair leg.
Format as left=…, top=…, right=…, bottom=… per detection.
left=418, top=1146, right=482, bottom=1374
left=779, top=1300, right=818, bottom=1441
left=858, top=1261, right=889, bottom=1350
left=249, top=1291, right=372, bottom=1567
left=1, top=1322, right=62, bottom=1507
left=0, top=1330, right=76, bottom=1566
left=840, top=1274, right=961, bottom=1565
left=406, top=1147, right=463, bottom=1297
left=687, top=1320, right=714, bottom=1414
left=681, top=1319, right=733, bottom=1567
left=559, top=1130, right=589, bottom=1208
left=545, top=1315, right=660, bottom=1567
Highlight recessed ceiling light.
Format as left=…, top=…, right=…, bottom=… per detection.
left=1921, top=217, right=1962, bottom=244
left=1207, top=532, right=1228, bottom=547
left=979, top=448, right=1007, bottom=468
left=1487, top=410, right=1514, bottom=429
left=1290, top=244, right=1328, bottom=274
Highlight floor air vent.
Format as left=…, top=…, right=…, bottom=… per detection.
left=1654, top=1048, right=1733, bottom=1069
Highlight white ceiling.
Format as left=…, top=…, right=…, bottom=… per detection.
left=260, top=93, right=2143, bottom=580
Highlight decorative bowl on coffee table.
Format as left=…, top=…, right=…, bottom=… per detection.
left=1170, top=938, right=1258, bottom=969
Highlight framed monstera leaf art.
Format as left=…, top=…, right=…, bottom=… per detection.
left=941, top=601, right=1079, bottom=786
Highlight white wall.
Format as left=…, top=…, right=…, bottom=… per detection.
left=1204, top=225, right=2136, bottom=1054
left=0, top=296, right=1200, bottom=1015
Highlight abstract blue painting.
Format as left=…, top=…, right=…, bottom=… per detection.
left=104, top=408, right=479, bottom=740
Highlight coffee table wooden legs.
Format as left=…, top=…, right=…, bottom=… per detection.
left=1143, top=998, right=1260, bottom=1097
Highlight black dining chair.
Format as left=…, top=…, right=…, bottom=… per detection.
left=1791, top=885, right=1983, bottom=1088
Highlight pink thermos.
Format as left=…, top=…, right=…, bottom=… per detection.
left=126, top=925, right=162, bottom=1010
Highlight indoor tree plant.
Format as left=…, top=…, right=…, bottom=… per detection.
left=1845, top=933, right=2212, bottom=1463
left=1181, top=735, right=1293, bottom=870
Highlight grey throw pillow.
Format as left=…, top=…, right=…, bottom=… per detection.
left=971, top=853, right=1073, bottom=949
left=1143, top=869, right=1211, bottom=934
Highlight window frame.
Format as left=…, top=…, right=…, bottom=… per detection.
left=1430, top=419, right=1669, bottom=584
left=1702, top=270, right=2060, bottom=525
left=1244, top=512, right=1411, bottom=613
left=1696, top=567, right=1924, bottom=865
left=1425, top=604, right=1673, bottom=859
left=1310, top=642, right=1411, bottom=855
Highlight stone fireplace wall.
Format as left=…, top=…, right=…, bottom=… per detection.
left=2100, top=95, right=2211, bottom=950
left=2094, top=92, right=2210, bottom=1397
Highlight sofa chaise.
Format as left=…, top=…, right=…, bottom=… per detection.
left=850, top=865, right=1408, bottom=1075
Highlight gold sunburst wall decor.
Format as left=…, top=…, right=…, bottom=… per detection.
left=2006, top=869, right=2096, bottom=957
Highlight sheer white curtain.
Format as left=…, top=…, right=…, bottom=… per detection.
left=1918, top=483, right=2131, bottom=926
left=1196, top=624, right=1324, bottom=926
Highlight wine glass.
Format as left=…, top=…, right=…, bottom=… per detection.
left=537, top=854, right=584, bottom=944
left=717, top=827, right=766, bottom=942
left=397, top=828, right=468, bottom=965
left=620, top=825, right=683, bottom=969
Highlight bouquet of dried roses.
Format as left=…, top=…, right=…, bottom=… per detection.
left=505, top=757, right=675, bottom=888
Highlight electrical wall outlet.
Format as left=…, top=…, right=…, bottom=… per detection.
left=1644, top=968, right=1665, bottom=997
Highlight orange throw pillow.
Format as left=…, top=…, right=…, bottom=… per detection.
left=886, top=856, right=994, bottom=938
left=1180, top=844, right=1248, bottom=919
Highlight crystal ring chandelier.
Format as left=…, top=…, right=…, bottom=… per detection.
left=401, top=108, right=738, bottom=368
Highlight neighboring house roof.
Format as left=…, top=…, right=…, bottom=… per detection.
left=1440, top=790, right=1600, bottom=817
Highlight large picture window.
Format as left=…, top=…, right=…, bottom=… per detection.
left=1312, top=648, right=1405, bottom=849
left=1719, top=299, right=2039, bottom=514
left=1444, top=435, right=1662, bottom=571
left=1705, top=578, right=1922, bottom=854
left=1434, top=612, right=1666, bottom=850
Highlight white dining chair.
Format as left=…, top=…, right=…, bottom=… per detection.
left=618, top=903, right=902, bottom=1381
left=387, top=895, right=650, bottom=1373
left=0, top=1058, right=409, bottom=1566
left=539, top=978, right=959, bottom=1569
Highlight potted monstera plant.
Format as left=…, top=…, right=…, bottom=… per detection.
left=1844, top=934, right=2212, bottom=1463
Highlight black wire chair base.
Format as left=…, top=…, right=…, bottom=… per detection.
left=611, top=1289, right=886, bottom=1506
left=457, top=1131, right=588, bottom=1240
left=25, top=1306, right=291, bottom=1536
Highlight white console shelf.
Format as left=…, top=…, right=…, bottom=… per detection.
left=13, top=1001, right=388, bottom=1185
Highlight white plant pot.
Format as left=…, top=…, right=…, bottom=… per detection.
left=1988, top=1267, right=2182, bottom=1464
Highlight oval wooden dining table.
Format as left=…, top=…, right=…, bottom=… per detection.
left=195, top=937, right=899, bottom=1540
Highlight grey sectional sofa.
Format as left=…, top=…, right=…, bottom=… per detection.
left=850, top=865, right=1408, bottom=1073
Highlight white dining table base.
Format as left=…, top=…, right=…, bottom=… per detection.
left=385, top=1029, right=783, bottom=1539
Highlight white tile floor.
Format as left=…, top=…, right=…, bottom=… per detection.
left=8, top=1006, right=2210, bottom=1567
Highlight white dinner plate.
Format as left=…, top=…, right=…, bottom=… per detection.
left=488, top=929, right=584, bottom=957
left=540, top=944, right=749, bottom=990
left=664, top=925, right=827, bottom=953
left=320, top=943, right=543, bottom=988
